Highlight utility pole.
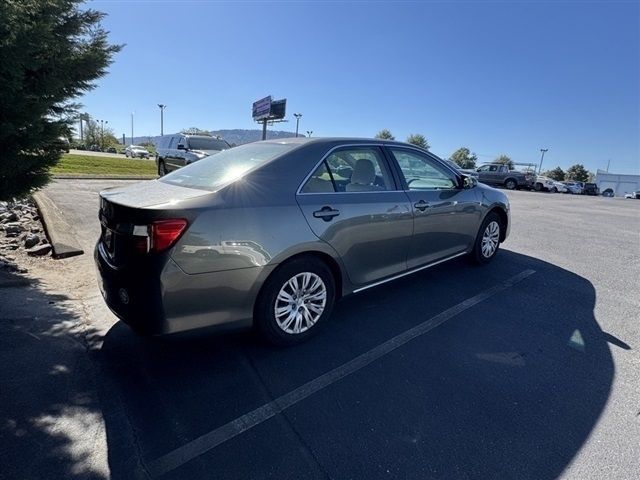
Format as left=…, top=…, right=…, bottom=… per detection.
left=157, top=104, right=166, bottom=136
left=606, top=159, right=611, bottom=172
left=294, top=113, right=302, bottom=137
left=131, top=112, right=134, bottom=145
left=538, top=148, right=548, bottom=174
left=306, top=130, right=313, bottom=138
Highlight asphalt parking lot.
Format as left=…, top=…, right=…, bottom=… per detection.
left=1, top=181, right=638, bottom=480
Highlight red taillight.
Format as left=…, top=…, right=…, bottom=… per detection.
left=149, top=219, right=187, bottom=253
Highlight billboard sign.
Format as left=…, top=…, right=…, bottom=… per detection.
left=269, top=99, right=286, bottom=120
left=252, top=96, right=272, bottom=120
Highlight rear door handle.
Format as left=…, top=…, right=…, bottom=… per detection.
left=414, top=200, right=431, bottom=211
left=313, top=206, right=340, bottom=222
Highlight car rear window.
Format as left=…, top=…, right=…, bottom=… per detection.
left=188, top=137, right=230, bottom=151
left=159, top=142, right=296, bottom=191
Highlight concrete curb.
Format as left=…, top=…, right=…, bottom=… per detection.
left=53, top=175, right=156, bottom=180
left=32, top=191, right=85, bottom=259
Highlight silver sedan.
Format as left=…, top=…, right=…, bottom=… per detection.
left=95, top=138, right=510, bottom=345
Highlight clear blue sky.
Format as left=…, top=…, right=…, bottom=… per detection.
left=82, top=0, right=639, bottom=174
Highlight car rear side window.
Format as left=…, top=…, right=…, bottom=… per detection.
left=301, top=162, right=336, bottom=193
left=320, top=147, right=394, bottom=193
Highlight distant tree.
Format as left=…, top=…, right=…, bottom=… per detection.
left=84, top=119, right=116, bottom=150
left=0, top=0, right=122, bottom=200
left=565, top=164, right=590, bottom=182
left=375, top=129, right=395, bottom=140
left=406, top=134, right=429, bottom=150
left=545, top=166, right=565, bottom=181
left=450, top=147, right=478, bottom=169
left=494, top=155, right=514, bottom=169
left=181, top=127, right=211, bottom=135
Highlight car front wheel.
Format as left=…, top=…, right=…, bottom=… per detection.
left=255, top=256, right=336, bottom=346
left=471, top=212, right=502, bottom=265
left=505, top=179, right=517, bottom=190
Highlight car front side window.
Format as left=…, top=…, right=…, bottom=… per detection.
left=390, top=149, right=458, bottom=191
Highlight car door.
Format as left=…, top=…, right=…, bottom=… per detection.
left=476, top=164, right=500, bottom=185
left=386, top=147, right=482, bottom=269
left=296, top=145, right=413, bottom=287
left=163, top=136, right=179, bottom=171
left=174, top=136, right=189, bottom=169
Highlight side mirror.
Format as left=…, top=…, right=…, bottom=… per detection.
left=462, top=174, right=477, bottom=189
left=177, top=144, right=186, bottom=150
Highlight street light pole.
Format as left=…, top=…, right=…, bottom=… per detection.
left=157, top=104, right=166, bottom=136
left=97, top=119, right=108, bottom=150
left=131, top=112, right=134, bottom=145
left=306, top=130, right=313, bottom=138
left=538, top=148, right=548, bottom=174
left=294, top=113, right=302, bottom=137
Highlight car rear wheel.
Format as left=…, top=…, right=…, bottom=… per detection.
left=255, top=256, right=336, bottom=346
left=504, top=179, right=517, bottom=190
left=471, top=212, right=501, bottom=265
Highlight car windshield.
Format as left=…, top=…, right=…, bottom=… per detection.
left=188, top=137, right=229, bottom=151
left=159, top=142, right=296, bottom=191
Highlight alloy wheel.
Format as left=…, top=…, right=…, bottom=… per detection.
left=274, top=272, right=327, bottom=334
left=481, top=221, right=500, bottom=258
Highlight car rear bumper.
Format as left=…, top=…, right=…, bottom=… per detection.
left=95, top=242, right=273, bottom=335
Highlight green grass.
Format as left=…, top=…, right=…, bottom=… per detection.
left=51, top=154, right=157, bottom=177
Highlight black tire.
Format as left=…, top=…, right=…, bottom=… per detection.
left=471, top=212, right=502, bottom=265
left=158, top=160, right=167, bottom=176
left=534, top=182, right=543, bottom=192
left=254, top=256, right=336, bottom=346
left=504, top=178, right=517, bottom=190
left=550, top=187, right=558, bottom=193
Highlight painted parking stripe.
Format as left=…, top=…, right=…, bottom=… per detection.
left=146, top=269, right=536, bottom=478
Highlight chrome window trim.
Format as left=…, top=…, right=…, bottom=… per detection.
left=296, top=143, right=404, bottom=195
left=352, top=251, right=467, bottom=293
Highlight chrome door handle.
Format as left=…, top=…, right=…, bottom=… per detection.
left=313, top=206, right=340, bottom=222
left=414, top=200, right=431, bottom=211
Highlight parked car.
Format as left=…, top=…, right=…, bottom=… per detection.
left=475, top=163, right=535, bottom=190
left=583, top=183, right=599, bottom=195
left=51, top=136, right=70, bottom=153
left=106, top=147, right=117, bottom=154
left=562, top=181, right=583, bottom=194
left=624, top=191, right=640, bottom=199
left=125, top=145, right=150, bottom=159
left=96, top=138, right=510, bottom=345
left=533, top=176, right=556, bottom=192
left=444, top=159, right=479, bottom=178
left=601, top=188, right=615, bottom=198
left=155, top=134, right=231, bottom=176
left=551, top=181, right=568, bottom=193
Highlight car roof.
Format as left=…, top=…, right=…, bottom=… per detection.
left=258, top=137, right=434, bottom=150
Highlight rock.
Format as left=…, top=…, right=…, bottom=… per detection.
left=30, top=227, right=40, bottom=233
left=24, top=234, right=40, bottom=249
left=1, top=212, right=18, bottom=223
left=26, top=243, right=52, bottom=256
left=3, top=222, right=23, bottom=234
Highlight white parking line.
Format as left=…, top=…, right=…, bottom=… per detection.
left=146, top=269, right=536, bottom=478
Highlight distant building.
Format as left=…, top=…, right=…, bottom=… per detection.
left=595, top=170, right=640, bottom=197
